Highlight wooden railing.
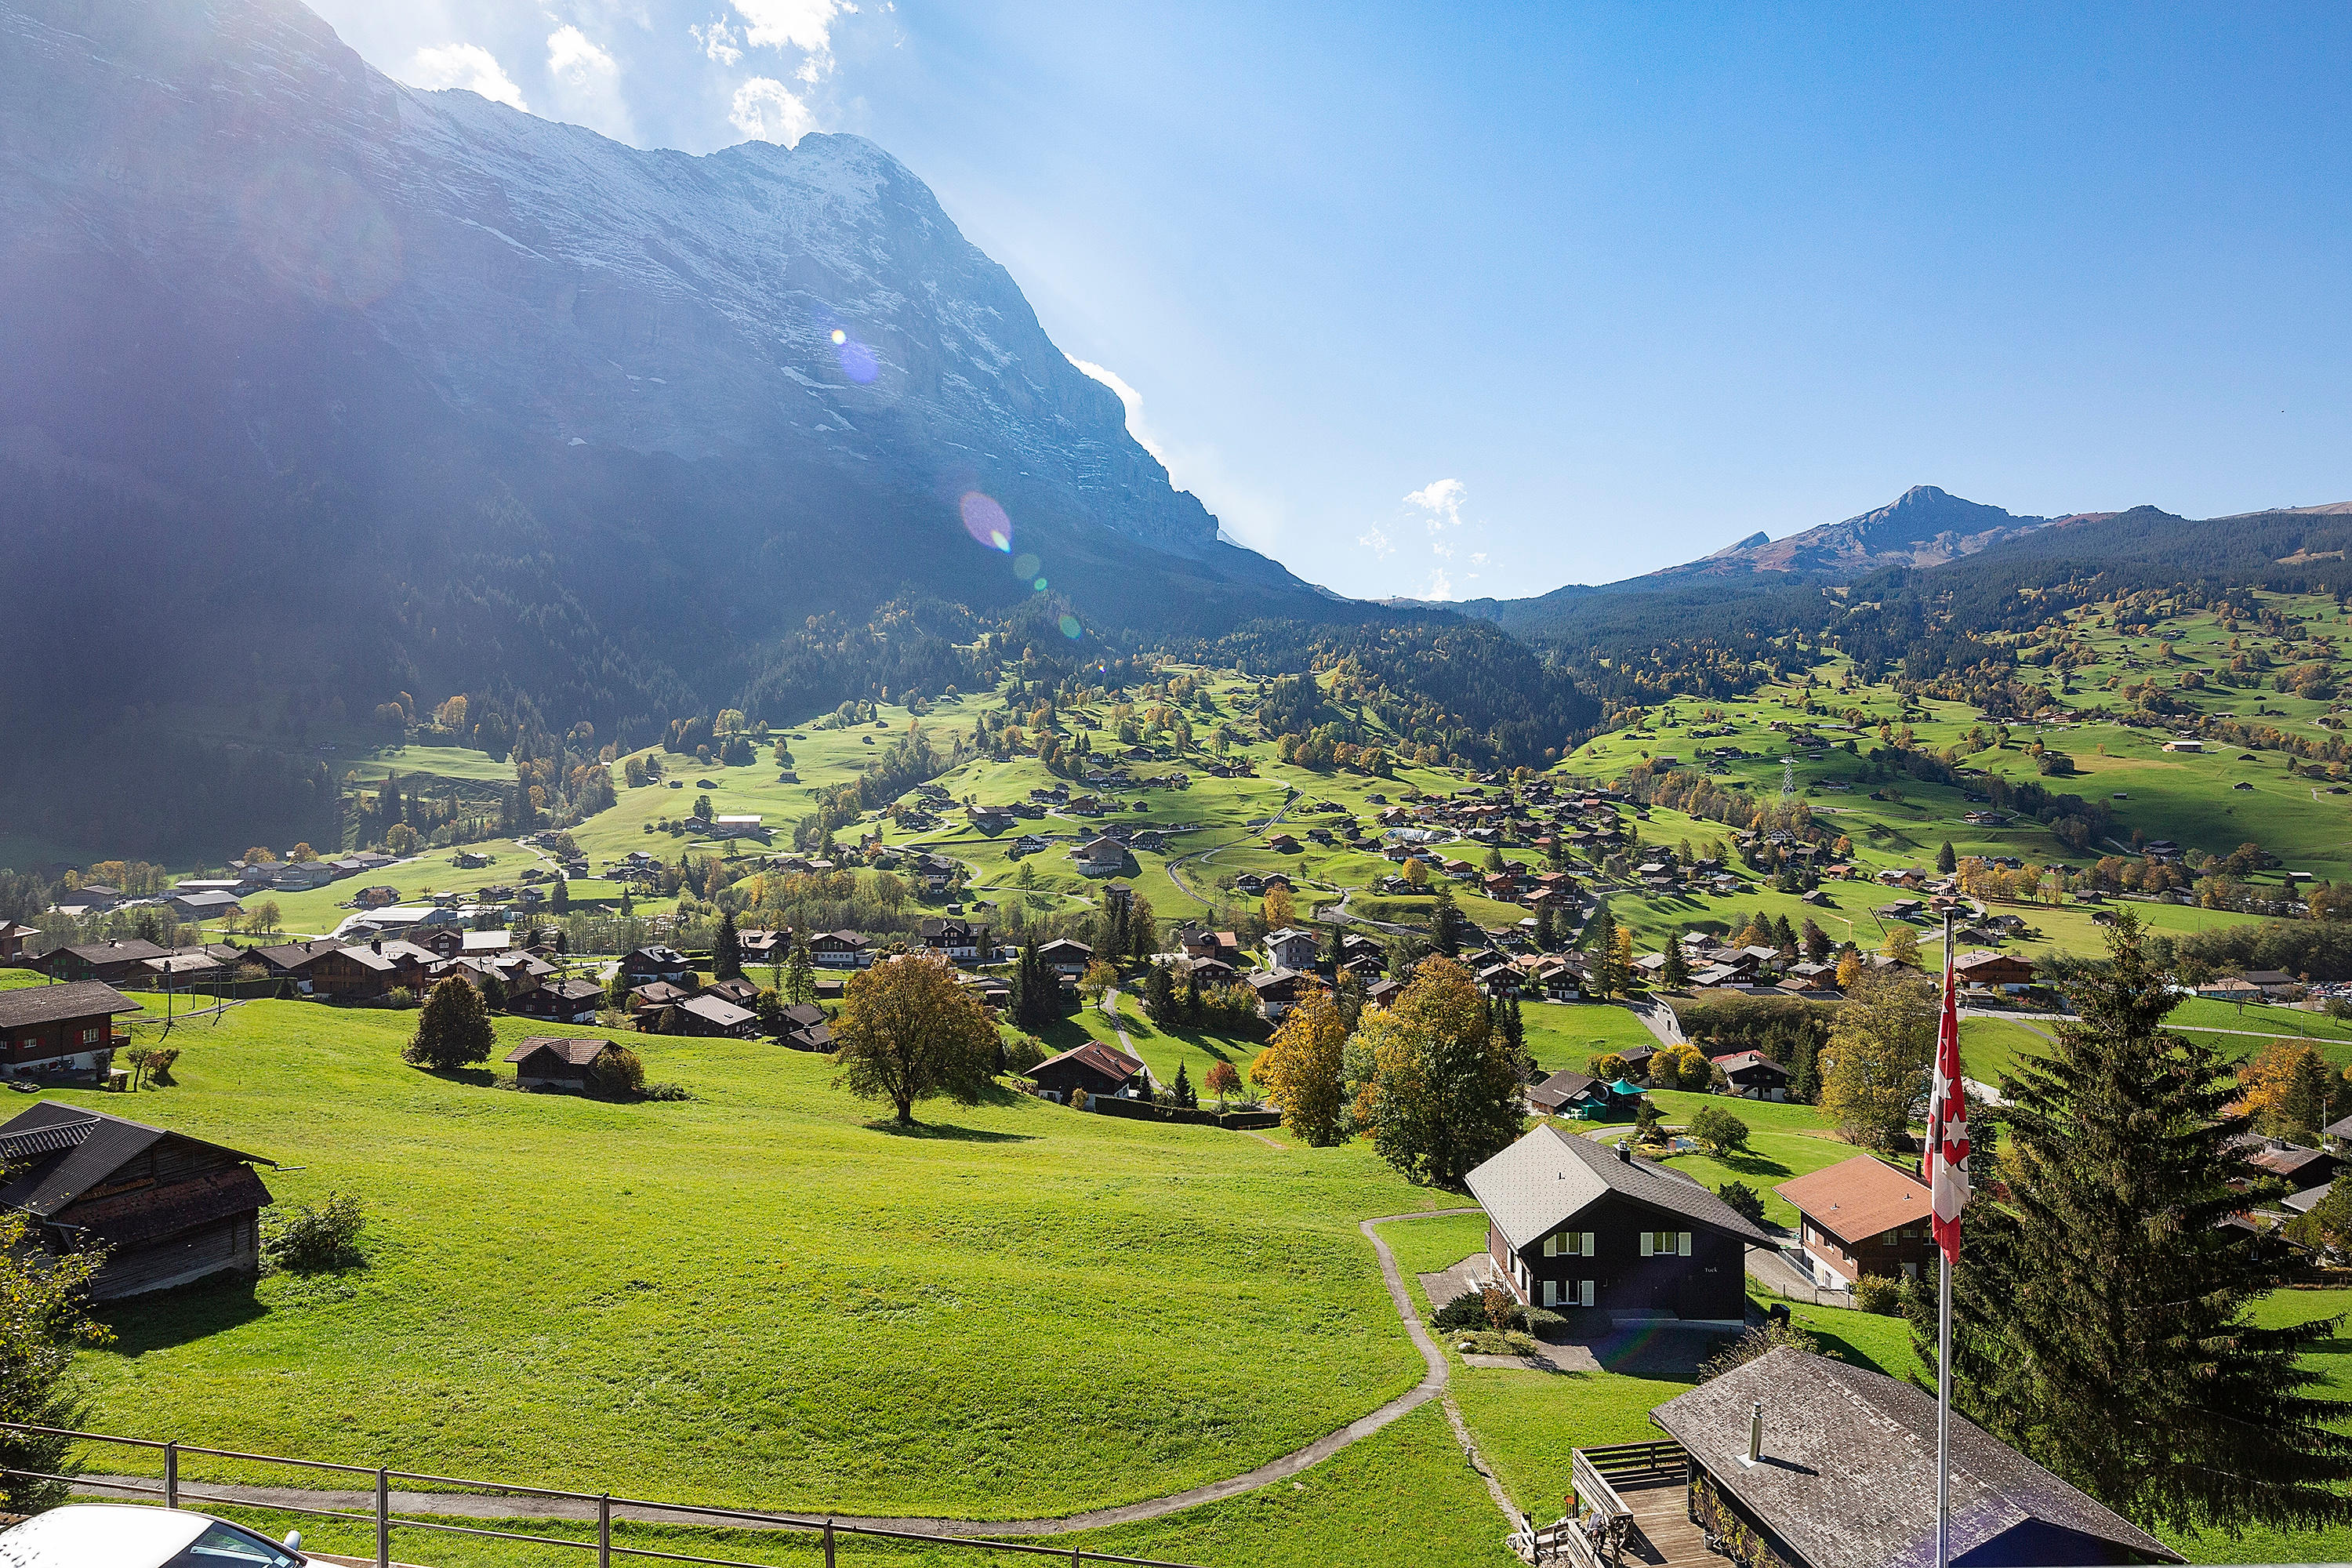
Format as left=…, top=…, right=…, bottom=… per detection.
left=1690, top=1472, right=1796, bottom=1568
left=1509, top=1443, right=1686, bottom=1566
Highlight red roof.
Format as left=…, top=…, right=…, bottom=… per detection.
left=1031, top=1040, right=1144, bottom=1084
left=1775, top=1154, right=1931, bottom=1243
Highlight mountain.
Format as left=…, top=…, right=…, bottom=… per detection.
left=0, top=0, right=1323, bottom=752
left=1446, top=485, right=2053, bottom=636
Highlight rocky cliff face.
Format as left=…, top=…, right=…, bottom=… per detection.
left=1648, top=486, right=2053, bottom=583
left=0, top=0, right=1227, bottom=560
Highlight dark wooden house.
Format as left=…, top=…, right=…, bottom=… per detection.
left=506, top=1037, right=626, bottom=1090
left=0, top=924, right=37, bottom=964
left=0, top=982, right=142, bottom=1077
left=1653, top=1348, right=2181, bottom=1566
left=508, top=978, right=604, bottom=1025
left=1465, top=1123, right=1767, bottom=1323
left=36, top=939, right=171, bottom=985
left=1028, top=1040, right=1145, bottom=1103
left=0, top=1102, right=276, bottom=1299
left=1710, top=1050, right=1794, bottom=1101
left=619, top=946, right=695, bottom=987
left=1776, top=1153, right=1939, bottom=1288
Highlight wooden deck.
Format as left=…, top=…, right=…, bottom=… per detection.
left=1617, top=1480, right=1720, bottom=1568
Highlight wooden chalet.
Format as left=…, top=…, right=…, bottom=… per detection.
left=672, top=995, right=757, bottom=1038
left=1035, top=938, right=1094, bottom=978
left=628, top=981, right=691, bottom=1013
left=1775, top=1154, right=1937, bottom=1288
left=1466, top=1123, right=1767, bottom=1323
left=506, top=1037, right=626, bottom=1091
left=36, top=938, right=171, bottom=985
left=1953, top=949, right=2036, bottom=992
left=807, top=931, right=873, bottom=968
left=1710, top=1051, right=1793, bottom=1102
left=0, top=924, right=38, bottom=964
left=303, top=940, right=434, bottom=1000
left=0, top=982, right=141, bottom=1077
left=1526, top=1069, right=1614, bottom=1119
left=508, top=978, right=604, bottom=1025
left=1649, top=1348, right=2180, bottom=1567
left=619, top=946, right=695, bottom=987
left=0, top=1102, right=277, bottom=1300
left=1027, top=1040, right=1145, bottom=1103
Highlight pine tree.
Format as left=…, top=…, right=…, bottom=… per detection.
left=1937, top=840, right=1958, bottom=874
left=2281, top=1045, right=2333, bottom=1145
left=1430, top=884, right=1462, bottom=957
left=1661, top=943, right=1692, bottom=989
left=714, top=911, right=743, bottom=981
left=782, top=939, right=816, bottom=1007
left=1943, top=910, right=2352, bottom=1535
left=1801, top=918, right=1831, bottom=964
left=1142, top=963, right=1174, bottom=1023
left=1771, top=913, right=1797, bottom=952
left=1501, top=997, right=1526, bottom=1056
left=1172, top=1060, right=1197, bottom=1110
left=1534, top=903, right=1557, bottom=950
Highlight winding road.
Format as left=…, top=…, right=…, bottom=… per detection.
left=72, top=1210, right=1495, bottom=1541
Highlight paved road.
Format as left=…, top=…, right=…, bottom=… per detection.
left=74, top=1209, right=1489, bottom=1541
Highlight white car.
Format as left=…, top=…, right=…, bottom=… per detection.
left=0, top=1505, right=307, bottom=1566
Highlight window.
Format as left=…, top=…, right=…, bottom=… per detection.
left=1543, top=1230, right=1593, bottom=1258
left=165, top=1520, right=303, bottom=1566
left=1643, top=1230, right=1690, bottom=1257
left=80, top=1027, right=99, bottom=1046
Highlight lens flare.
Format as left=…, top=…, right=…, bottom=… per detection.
left=1059, top=614, right=1082, bottom=640
left=1033, top=577, right=1048, bottom=592
left=830, top=328, right=846, bottom=345
left=959, top=491, right=1013, bottom=551
left=1012, top=553, right=1040, bottom=580
left=837, top=338, right=878, bottom=383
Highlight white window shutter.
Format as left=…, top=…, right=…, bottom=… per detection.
left=1639, top=1232, right=1653, bottom=1258
left=1543, top=1234, right=1555, bottom=1258
left=1581, top=1279, right=1595, bottom=1308
left=1583, top=1232, right=1595, bottom=1258
left=1542, top=1279, right=1557, bottom=1307
left=1679, top=1232, right=1693, bottom=1257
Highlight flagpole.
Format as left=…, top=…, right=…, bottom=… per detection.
left=1936, top=907, right=1954, bottom=1568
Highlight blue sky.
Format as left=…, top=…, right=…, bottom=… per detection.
left=310, top=2, right=2352, bottom=601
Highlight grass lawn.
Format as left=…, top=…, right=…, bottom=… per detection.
left=50, top=999, right=1462, bottom=1519
left=1518, top=1001, right=1661, bottom=1073
left=196, top=1402, right=1522, bottom=1568
left=1960, top=1016, right=2056, bottom=1083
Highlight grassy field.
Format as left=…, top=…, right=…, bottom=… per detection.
left=1518, top=1001, right=1661, bottom=1073
left=48, top=999, right=1465, bottom=1519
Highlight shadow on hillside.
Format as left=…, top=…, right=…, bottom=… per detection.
left=103, top=1275, right=267, bottom=1355
left=1712, top=1149, right=1795, bottom=1178
left=867, top=1120, right=1036, bottom=1142
left=1801, top=1326, right=1897, bottom=1377
left=409, top=1065, right=497, bottom=1088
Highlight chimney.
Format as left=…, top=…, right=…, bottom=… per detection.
left=1616, top=1142, right=1632, bottom=1163
left=1748, top=1400, right=1763, bottom=1465
left=371, top=939, right=383, bottom=954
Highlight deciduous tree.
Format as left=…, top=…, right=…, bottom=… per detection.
left=1820, top=967, right=1936, bottom=1149
left=403, top=976, right=496, bottom=1070
left=1352, top=956, right=1525, bottom=1185
left=829, top=955, right=999, bottom=1126
left=1250, top=987, right=1349, bottom=1145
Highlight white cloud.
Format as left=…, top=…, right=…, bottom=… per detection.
left=1404, top=477, right=1467, bottom=528
left=1471, top=552, right=1487, bottom=566
left=691, top=17, right=744, bottom=64
left=730, top=0, right=856, bottom=79
left=547, top=25, right=619, bottom=84
left=730, top=76, right=815, bottom=143
left=1066, top=357, right=1169, bottom=466
left=405, top=43, right=527, bottom=111
left=1423, top=565, right=1456, bottom=601
left=1357, top=524, right=1394, bottom=559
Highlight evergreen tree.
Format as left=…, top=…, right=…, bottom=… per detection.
left=1502, top=997, right=1526, bottom=1056
left=1172, top=1060, right=1197, bottom=1110
left=2282, top=1047, right=2333, bottom=1144
left=1127, top=892, right=1158, bottom=962
left=1771, top=913, right=1798, bottom=952
left=1943, top=911, right=2352, bottom=1535
left=1661, top=942, right=1692, bottom=989
left=1801, top=918, right=1832, bottom=964
left=1011, top=939, right=1055, bottom=1029
left=552, top=876, right=570, bottom=913
left=1181, top=967, right=1204, bottom=1025
left=782, top=939, right=816, bottom=1007
left=714, top=911, right=743, bottom=981
left=1142, top=962, right=1175, bottom=1024
left=1430, top=883, right=1463, bottom=957
left=404, top=976, right=496, bottom=1070
left=1096, top=899, right=1129, bottom=966
left=1534, top=902, right=1557, bottom=950
left=1937, top=840, right=1958, bottom=875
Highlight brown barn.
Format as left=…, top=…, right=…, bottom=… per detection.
left=0, top=982, right=141, bottom=1077
left=303, top=941, right=433, bottom=1000
left=0, top=1102, right=275, bottom=1299
left=1028, top=1040, right=1145, bottom=1103
left=1777, top=1153, right=1939, bottom=1288
left=1953, top=949, right=2036, bottom=991
left=0, top=924, right=37, bottom=964
left=506, top=1037, right=626, bottom=1090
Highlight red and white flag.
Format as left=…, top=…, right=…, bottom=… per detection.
left=1924, top=941, right=1971, bottom=1261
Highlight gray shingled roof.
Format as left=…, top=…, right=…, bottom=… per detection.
left=0, top=982, right=140, bottom=1032
left=0, top=1102, right=274, bottom=1219
left=1652, top=1348, right=2181, bottom=1568
left=1465, top=1123, right=1771, bottom=1251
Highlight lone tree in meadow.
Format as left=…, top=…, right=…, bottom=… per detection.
left=1204, top=1059, right=1243, bottom=1109
left=1687, top=1103, right=1750, bottom=1157
left=403, top=976, right=497, bottom=1070
left=829, top=953, right=999, bottom=1126
left=1941, top=910, right=2352, bottom=1537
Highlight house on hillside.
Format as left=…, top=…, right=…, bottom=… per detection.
left=1072, top=837, right=1130, bottom=877
left=0, top=1102, right=276, bottom=1299
left=36, top=939, right=171, bottom=985
left=509, top=978, right=604, bottom=1025
left=1245, top=967, right=1327, bottom=1022
left=1465, top=1123, right=1768, bottom=1322
left=1035, top=938, right=1094, bottom=978
left=1776, top=1154, right=1937, bottom=1287
left=1028, top=1040, right=1145, bottom=1104
left=672, top=995, right=758, bottom=1038
left=619, top=947, right=695, bottom=987
left=807, top=931, right=873, bottom=968
left=1526, top=1069, right=1613, bottom=1119
left=1954, top=949, right=2035, bottom=992
left=0, top=982, right=141, bottom=1078
left=506, top=1037, right=629, bottom=1090
left=1711, top=1051, right=1793, bottom=1101
left=0, top=924, right=38, bottom=964
left=1263, top=927, right=1320, bottom=971
left=305, top=940, right=434, bottom=1000
left=1652, top=1348, right=2183, bottom=1568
